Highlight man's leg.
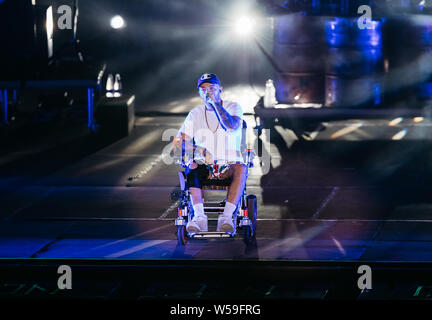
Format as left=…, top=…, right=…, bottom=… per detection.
left=187, top=162, right=205, bottom=215
left=189, top=187, right=203, bottom=204
left=226, top=163, right=247, bottom=205
left=218, top=163, right=247, bottom=232
left=189, top=187, right=204, bottom=216
left=186, top=163, right=208, bottom=232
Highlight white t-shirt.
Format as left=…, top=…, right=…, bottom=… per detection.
left=177, top=100, right=244, bottom=164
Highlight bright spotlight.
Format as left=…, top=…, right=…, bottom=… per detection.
left=110, top=15, right=125, bottom=29
left=234, top=16, right=255, bottom=36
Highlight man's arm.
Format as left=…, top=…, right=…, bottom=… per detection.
left=174, top=133, right=198, bottom=153
left=174, top=133, right=209, bottom=161
left=210, top=101, right=241, bottom=131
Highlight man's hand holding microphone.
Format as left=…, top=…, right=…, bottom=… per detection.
left=205, top=92, right=217, bottom=110
left=204, top=91, right=228, bottom=131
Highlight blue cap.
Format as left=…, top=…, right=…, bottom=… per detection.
left=197, top=73, right=221, bottom=89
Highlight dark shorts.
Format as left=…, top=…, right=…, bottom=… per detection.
left=185, top=163, right=246, bottom=189
left=185, top=164, right=210, bottom=189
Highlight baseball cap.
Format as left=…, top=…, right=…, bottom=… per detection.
left=197, top=73, right=221, bottom=89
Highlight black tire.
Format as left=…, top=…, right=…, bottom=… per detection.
left=243, top=195, right=257, bottom=244
left=243, top=225, right=252, bottom=243
left=177, top=225, right=188, bottom=245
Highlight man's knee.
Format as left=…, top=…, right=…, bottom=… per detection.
left=189, top=187, right=203, bottom=196
left=232, top=163, right=247, bottom=176
left=188, top=162, right=198, bottom=170
left=185, top=164, right=208, bottom=189
left=186, top=168, right=201, bottom=188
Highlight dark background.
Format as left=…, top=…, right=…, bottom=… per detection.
left=71, top=0, right=274, bottom=107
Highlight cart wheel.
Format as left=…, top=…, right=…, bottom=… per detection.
left=243, top=195, right=257, bottom=244
left=177, top=225, right=188, bottom=245
left=243, top=225, right=252, bottom=243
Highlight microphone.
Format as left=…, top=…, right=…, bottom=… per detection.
left=206, top=93, right=215, bottom=109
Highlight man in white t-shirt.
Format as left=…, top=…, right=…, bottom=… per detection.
left=174, top=73, right=247, bottom=233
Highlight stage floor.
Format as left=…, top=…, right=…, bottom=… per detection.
left=1, top=86, right=432, bottom=262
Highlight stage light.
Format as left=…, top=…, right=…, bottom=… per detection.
left=419, top=0, right=426, bottom=10
left=46, top=7, right=54, bottom=38
left=110, top=15, right=125, bottom=29
left=234, top=16, right=255, bottom=36
left=46, top=6, right=54, bottom=58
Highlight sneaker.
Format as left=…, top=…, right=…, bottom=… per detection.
left=217, top=215, right=234, bottom=233
left=186, top=215, right=208, bottom=233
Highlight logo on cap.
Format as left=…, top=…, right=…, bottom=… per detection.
left=201, top=74, right=211, bottom=80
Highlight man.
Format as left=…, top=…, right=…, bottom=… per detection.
left=174, top=73, right=247, bottom=233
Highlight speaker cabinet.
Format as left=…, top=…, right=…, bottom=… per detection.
left=95, top=95, right=135, bottom=138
